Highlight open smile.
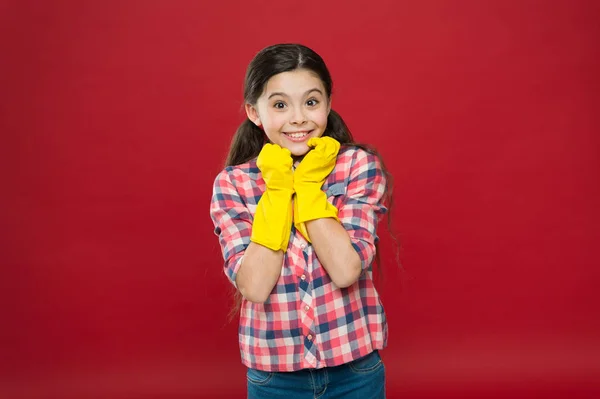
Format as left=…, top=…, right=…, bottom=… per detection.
left=283, top=130, right=313, bottom=142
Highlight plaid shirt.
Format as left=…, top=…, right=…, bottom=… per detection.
left=210, top=145, right=388, bottom=372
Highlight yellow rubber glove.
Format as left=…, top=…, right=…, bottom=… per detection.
left=293, top=136, right=341, bottom=242
left=250, top=143, right=295, bottom=252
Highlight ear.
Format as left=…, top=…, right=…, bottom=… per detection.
left=245, top=103, right=261, bottom=126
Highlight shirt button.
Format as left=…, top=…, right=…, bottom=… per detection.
left=300, top=274, right=306, bottom=281
left=301, top=243, right=306, bottom=249
left=307, top=334, right=313, bottom=341
left=304, top=305, right=310, bottom=312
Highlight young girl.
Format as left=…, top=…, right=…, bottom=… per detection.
left=210, top=43, right=393, bottom=398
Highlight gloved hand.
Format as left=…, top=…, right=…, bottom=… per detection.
left=293, top=136, right=341, bottom=242
left=250, top=143, right=295, bottom=252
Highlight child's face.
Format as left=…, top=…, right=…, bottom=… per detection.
left=246, top=69, right=330, bottom=157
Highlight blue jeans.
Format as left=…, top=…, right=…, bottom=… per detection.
left=247, top=350, right=385, bottom=398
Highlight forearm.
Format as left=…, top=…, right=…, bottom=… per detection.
left=236, top=242, right=283, bottom=303
left=242, top=184, right=292, bottom=303
left=306, top=218, right=362, bottom=288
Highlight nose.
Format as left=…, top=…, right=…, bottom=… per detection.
left=290, top=106, right=307, bottom=125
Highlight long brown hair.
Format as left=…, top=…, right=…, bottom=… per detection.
left=224, top=44, right=399, bottom=321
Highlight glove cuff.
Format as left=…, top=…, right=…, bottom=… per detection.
left=293, top=189, right=339, bottom=242
left=250, top=188, right=294, bottom=252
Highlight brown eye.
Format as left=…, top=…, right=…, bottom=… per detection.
left=274, top=102, right=286, bottom=109
left=306, top=99, right=319, bottom=107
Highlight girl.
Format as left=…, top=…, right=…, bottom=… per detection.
left=210, top=43, right=393, bottom=398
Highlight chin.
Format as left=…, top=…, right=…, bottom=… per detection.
left=288, top=144, right=310, bottom=157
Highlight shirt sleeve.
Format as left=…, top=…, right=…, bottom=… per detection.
left=210, top=168, right=252, bottom=287
left=337, top=149, right=388, bottom=271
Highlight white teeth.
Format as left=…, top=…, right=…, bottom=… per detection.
left=287, top=132, right=308, bottom=139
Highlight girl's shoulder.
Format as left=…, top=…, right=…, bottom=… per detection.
left=217, top=158, right=259, bottom=179
left=337, top=144, right=383, bottom=171
left=338, top=144, right=371, bottom=157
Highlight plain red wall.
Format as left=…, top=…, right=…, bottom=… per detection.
left=1, top=1, right=599, bottom=398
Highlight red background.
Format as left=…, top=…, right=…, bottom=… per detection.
left=1, top=1, right=599, bottom=398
